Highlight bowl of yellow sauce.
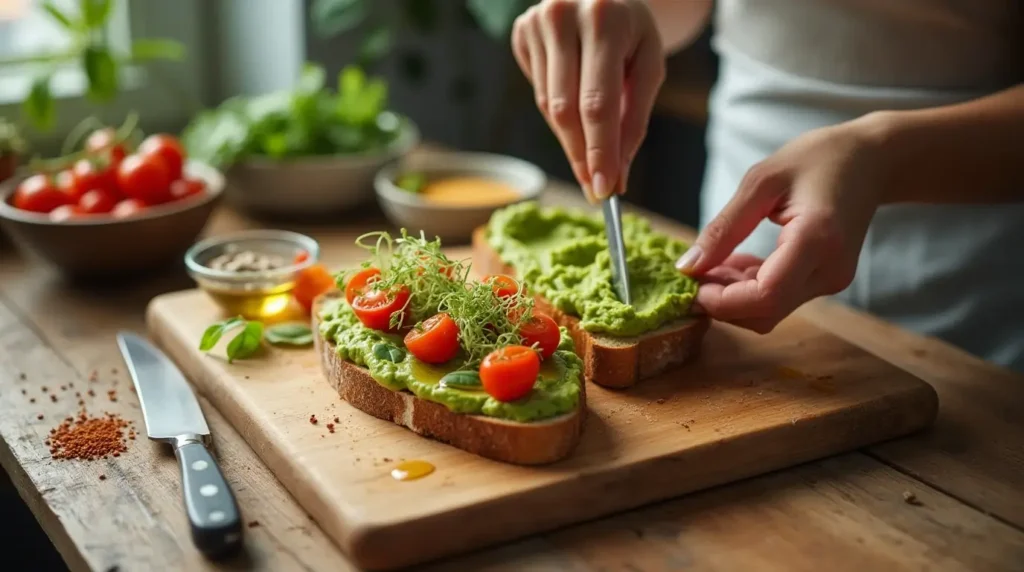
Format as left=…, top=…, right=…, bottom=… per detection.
left=374, top=152, right=546, bottom=244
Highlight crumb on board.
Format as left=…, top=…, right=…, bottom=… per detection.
left=656, top=398, right=666, bottom=405
left=99, top=474, right=106, bottom=481
left=37, top=414, right=44, bottom=420
left=19, top=373, right=26, bottom=380
left=903, top=491, right=923, bottom=506
left=248, top=520, right=260, bottom=528
left=309, top=415, right=318, bottom=425
left=29, top=398, right=36, bottom=404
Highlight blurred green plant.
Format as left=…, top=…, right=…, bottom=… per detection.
left=181, top=63, right=404, bottom=169
left=0, top=0, right=185, bottom=132
left=0, top=118, right=28, bottom=156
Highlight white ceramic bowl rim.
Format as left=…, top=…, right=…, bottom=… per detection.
left=375, top=151, right=546, bottom=211
left=0, top=159, right=226, bottom=226
left=183, top=229, right=321, bottom=281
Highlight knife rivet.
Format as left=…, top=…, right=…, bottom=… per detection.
left=191, top=460, right=209, bottom=471
left=209, top=510, right=226, bottom=523
left=200, top=484, right=219, bottom=497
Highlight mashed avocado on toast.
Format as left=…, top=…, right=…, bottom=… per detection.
left=486, top=201, right=699, bottom=337
left=317, top=230, right=583, bottom=423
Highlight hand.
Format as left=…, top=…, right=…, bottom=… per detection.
left=511, top=0, right=665, bottom=203
left=676, top=121, right=888, bottom=333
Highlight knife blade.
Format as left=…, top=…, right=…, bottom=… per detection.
left=117, top=331, right=243, bottom=559
left=602, top=194, right=632, bottom=305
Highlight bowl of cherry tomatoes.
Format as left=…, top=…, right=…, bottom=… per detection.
left=0, top=129, right=224, bottom=278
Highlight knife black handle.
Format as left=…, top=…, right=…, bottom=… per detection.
left=174, top=439, right=243, bottom=559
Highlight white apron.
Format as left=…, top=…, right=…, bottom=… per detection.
left=700, top=1, right=1024, bottom=372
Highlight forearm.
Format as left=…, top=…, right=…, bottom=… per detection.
left=859, top=83, right=1024, bottom=204
left=646, top=0, right=713, bottom=54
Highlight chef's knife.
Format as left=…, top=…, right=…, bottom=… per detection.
left=117, top=331, right=243, bottom=559
left=602, top=194, right=633, bottom=305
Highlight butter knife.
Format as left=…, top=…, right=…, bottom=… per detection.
left=602, top=194, right=632, bottom=305
left=117, top=331, right=244, bottom=559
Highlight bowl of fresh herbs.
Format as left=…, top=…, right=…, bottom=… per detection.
left=181, top=63, right=418, bottom=217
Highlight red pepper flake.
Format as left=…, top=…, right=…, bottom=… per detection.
left=19, top=373, right=26, bottom=380
left=88, top=389, right=96, bottom=397
left=41, top=386, right=48, bottom=392
left=20, top=389, right=26, bottom=395
left=68, top=382, right=74, bottom=388
left=309, top=415, right=318, bottom=425
left=78, top=400, right=85, bottom=406
left=29, top=398, right=36, bottom=404
left=333, top=417, right=340, bottom=423
left=326, top=423, right=335, bottom=434
left=247, top=520, right=260, bottom=528
left=36, top=414, right=44, bottom=420
left=47, top=411, right=131, bottom=461
left=49, top=394, right=58, bottom=403
left=99, top=474, right=107, bottom=481
left=60, top=385, right=66, bottom=391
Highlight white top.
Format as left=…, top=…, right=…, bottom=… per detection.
left=700, top=0, right=1024, bottom=372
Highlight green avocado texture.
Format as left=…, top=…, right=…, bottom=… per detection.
left=486, top=201, right=699, bottom=337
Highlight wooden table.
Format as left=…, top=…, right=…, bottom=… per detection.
left=2, top=178, right=1024, bottom=572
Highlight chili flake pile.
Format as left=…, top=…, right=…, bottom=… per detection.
left=46, top=411, right=135, bottom=461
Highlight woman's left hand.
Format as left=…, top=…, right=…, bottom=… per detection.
left=675, top=118, right=888, bottom=333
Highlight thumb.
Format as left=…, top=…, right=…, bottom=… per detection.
left=676, top=164, right=785, bottom=276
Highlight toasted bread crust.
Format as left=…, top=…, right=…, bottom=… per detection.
left=313, top=292, right=585, bottom=465
left=471, top=226, right=709, bottom=388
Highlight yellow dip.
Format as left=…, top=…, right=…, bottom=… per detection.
left=419, top=177, right=521, bottom=207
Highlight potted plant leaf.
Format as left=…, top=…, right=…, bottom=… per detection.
left=0, top=119, right=26, bottom=185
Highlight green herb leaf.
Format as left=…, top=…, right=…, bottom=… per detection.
left=396, top=172, right=426, bottom=193
left=310, top=0, right=368, bottom=39
left=81, top=0, right=113, bottom=28
left=298, top=63, right=326, bottom=95
left=465, top=0, right=532, bottom=39
left=372, top=342, right=405, bottom=363
left=199, top=316, right=246, bottom=352
left=439, top=371, right=482, bottom=390
left=130, top=38, right=186, bottom=62
left=23, top=73, right=55, bottom=131
left=83, top=45, right=118, bottom=102
left=42, top=1, right=76, bottom=29
left=181, top=107, right=252, bottom=168
left=227, top=321, right=264, bottom=363
left=265, top=323, right=315, bottom=346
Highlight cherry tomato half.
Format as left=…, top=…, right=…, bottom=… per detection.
left=13, top=174, right=70, bottom=213
left=293, top=264, right=336, bottom=313
left=49, top=204, right=85, bottom=222
left=85, top=127, right=127, bottom=165
left=111, top=198, right=147, bottom=219
left=78, top=188, right=119, bottom=214
left=117, top=153, right=172, bottom=205
left=139, top=134, right=185, bottom=181
left=479, top=345, right=540, bottom=402
left=352, top=286, right=411, bottom=332
left=345, top=267, right=382, bottom=304
left=71, top=157, right=118, bottom=197
left=519, top=311, right=560, bottom=359
left=404, top=313, right=460, bottom=364
left=485, top=274, right=520, bottom=298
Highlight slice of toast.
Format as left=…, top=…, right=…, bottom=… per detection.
left=313, top=291, right=586, bottom=465
left=471, top=226, right=710, bottom=389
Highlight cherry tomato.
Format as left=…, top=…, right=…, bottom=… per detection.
left=53, top=169, right=86, bottom=203
left=138, top=134, right=185, bottom=181
left=111, top=198, right=147, bottom=219
left=78, top=188, right=119, bottom=214
left=345, top=267, right=382, bottom=304
left=117, top=153, right=172, bottom=204
left=519, top=311, right=560, bottom=359
left=71, top=157, right=117, bottom=197
left=352, top=286, right=411, bottom=331
left=85, top=127, right=127, bottom=165
left=49, top=204, right=85, bottom=222
left=13, top=174, right=70, bottom=213
left=293, top=264, right=336, bottom=313
left=404, top=313, right=460, bottom=364
left=294, top=251, right=310, bottom=264
left=169, top=178, right=205, bottom=201
left=416, top=255, right=454, bottom=278
left=485, top=274, right=520, bottom=298
left=479, top=345, right=540, bottom=402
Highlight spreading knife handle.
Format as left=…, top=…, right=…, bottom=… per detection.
left=173, top=437, right=243, bottom=558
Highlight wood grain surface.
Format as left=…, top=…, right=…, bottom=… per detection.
left=1, top=171, right=1023, bottom=571
left=147, top=265, right=937, bottom=570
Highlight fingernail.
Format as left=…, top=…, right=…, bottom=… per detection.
left=582, top=184, right=598, bottom=205
left=592, top=172, right=612, bottom=200
left=675, top=245, right=703, bottom=272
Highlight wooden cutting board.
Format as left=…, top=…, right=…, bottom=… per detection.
left=147, top=282, right=938, bottom=571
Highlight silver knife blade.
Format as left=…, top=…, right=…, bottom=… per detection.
left=602, top=194, right=633, bottom=305
left=117, top=331, right=210, bottom=441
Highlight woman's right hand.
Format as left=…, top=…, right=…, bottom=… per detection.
left=512, top=0, right=665, bottom=203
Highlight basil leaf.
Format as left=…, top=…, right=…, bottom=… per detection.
left=81, top=0, right=113, bottom=28
left=23, top=73, right=54, bottom=131
left=42, top=1, right=75, bottom=29
left=440, top=371, right=482, bottom=390
left=199, top=316, right=245, bottom=352
left=83, top=45, right=118, bottom=102
left=265, top=323, right=315, bottom=347
left=372, top=343, right=405, bottom=363
left=227, top=321, right=264, bottom=363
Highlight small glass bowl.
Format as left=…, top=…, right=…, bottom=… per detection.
left=184, top=230, right=321, bottom=320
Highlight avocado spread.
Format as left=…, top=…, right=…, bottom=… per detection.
left=486, top=201, right=699, bottom=337
left=318, top=297, right=583, bottom=422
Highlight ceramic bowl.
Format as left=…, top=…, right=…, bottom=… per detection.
left=224, top=114, right=420, bottom=218
left=0, top=160, right=224, bottom=278
left=374, top=152, right=546, bottom=244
